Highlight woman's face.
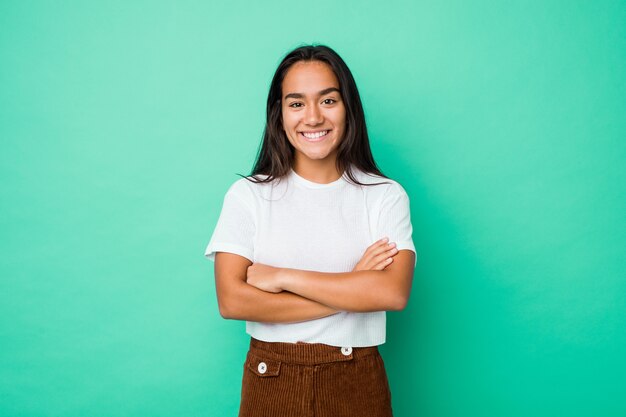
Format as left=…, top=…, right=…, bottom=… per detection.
left=281, top=60, right=346, bottom=168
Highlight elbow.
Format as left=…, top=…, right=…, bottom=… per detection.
left=378, top=268, right=413, bottom=311
left=387, top=292, right=409, bottom=311
left=217, top=294, right=242, bottom=320
left=216, top=280, right=256, bottom=320
left=218, top=302, right=234, bottom=319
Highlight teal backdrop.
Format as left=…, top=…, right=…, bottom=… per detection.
left=1, top=1, right=624, bottom=416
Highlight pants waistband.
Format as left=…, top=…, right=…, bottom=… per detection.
left=248, top=337, right=379, bottom=366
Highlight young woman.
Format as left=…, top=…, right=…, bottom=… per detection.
left=205, top=44, right=416, bottom=417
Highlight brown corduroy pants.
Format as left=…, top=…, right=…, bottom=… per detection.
left=239, top=338, right=394, bottom=417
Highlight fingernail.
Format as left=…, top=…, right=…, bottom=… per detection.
left=382, top=237, right=389, bottom=242
left=389, top=242, right=396, bottom=247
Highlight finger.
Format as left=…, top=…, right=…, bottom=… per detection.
left=372, top=256, right=394, bottom=270
left=371, top=243, right=397, bottom=260
left=362, top=243, right=396, bottom=267
left=363, top=240, right=394, bottom=262
left=371, top=246, right=398, bottom=266
left=371, top=242, right=396, bottom=257
left=360, top=250, right=396, bottom=271
left=357, top=239, right=393, bottom=271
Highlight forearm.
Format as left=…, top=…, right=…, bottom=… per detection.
left=218, top=281, right=338, bottom=323
left=279, top=268, right=410, bottom=312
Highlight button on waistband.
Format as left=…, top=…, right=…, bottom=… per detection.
left=249, top=338, right=378, bottom=365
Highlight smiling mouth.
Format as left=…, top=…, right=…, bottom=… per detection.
left=300, top=130, right=330, bottom=141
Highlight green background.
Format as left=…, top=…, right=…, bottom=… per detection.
left=1, top=1, right=624, bottom=416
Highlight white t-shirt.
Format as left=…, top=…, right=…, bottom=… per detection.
left=205, top=166, right=416, bottom=347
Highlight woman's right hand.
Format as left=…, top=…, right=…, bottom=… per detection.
left=352, top=237, right=399, bottom=272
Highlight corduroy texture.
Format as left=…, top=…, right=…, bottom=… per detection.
left=239, top=338, right=394, bottom=417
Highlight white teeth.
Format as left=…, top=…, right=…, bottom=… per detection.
left=302, top=130, right=328, bottom=139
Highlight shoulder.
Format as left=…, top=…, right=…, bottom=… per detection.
left=350, top=168, right=409, bottom=201
left=224, top=173, right=282, bottom=202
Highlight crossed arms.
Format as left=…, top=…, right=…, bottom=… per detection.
left=214, top=238, right=416, bottom=323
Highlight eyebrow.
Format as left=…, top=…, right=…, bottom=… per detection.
left=284, top=87, right=341, bottom=100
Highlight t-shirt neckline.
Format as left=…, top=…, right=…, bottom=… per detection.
left=289, top=168, right=346, bottom=189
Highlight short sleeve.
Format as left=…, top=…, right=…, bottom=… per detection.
left=376, top=183, right=417, bottom=266
left=204, top=183, right=256, bottom=263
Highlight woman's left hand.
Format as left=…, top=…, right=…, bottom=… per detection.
left=246, top=263, right=286, bottom=293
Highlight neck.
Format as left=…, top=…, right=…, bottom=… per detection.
left=292, top=158, right=344, bottom=185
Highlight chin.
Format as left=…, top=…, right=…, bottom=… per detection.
left=302, top=152, right=331, bottom=160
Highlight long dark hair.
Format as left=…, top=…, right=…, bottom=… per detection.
left=238, top=44, right=390, bottom=186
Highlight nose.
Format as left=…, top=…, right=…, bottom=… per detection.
left=304, top=103, right=323, bottom=125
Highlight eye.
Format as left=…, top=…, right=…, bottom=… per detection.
left=322, top=98, right=336, bottom=105
left=288, top=102, right=303, bottom=108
